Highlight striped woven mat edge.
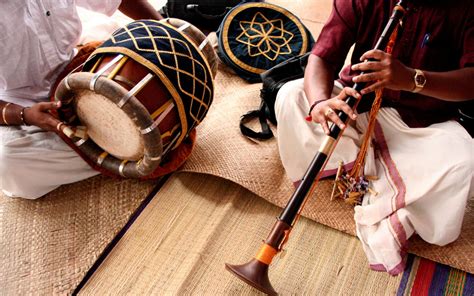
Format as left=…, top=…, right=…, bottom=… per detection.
left=397, top=255, right=474, bottom=296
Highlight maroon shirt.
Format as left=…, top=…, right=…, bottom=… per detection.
left=312, top=0, right=474, bottom=127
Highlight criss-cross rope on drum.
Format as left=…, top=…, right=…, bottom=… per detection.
left=54, top=19, right=216, bottom=179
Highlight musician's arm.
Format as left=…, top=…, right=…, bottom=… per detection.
left=118, top=0, right=164, bottom=20
left=305, top=54, right=360, bottom=134
left=303, top=0, right=360, bottom=133
left=418, top=68, right=474, bottom=102
left=0, top=101, right=24, bottom=126
left=0, top=100, right=63, bottom=131
left=304, top=54, right=335, bottom=105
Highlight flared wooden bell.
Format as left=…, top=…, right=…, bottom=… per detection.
left=226, top=259, right=277, bottom=295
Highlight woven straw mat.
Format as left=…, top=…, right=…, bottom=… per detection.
left=179, top=61, right=474, bottom=274
left=80, top=173, right=402, bottom=295
left=0, top=176, right=156, bottom=295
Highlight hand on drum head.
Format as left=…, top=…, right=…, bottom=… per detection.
left=24, top=101, right=74, bottom=137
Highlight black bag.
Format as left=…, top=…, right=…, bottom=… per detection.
left=161, top=0, right=258, bottom=31
left=240, top=52, right=310, bottom=140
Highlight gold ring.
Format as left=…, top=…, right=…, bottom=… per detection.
left=325, top=108, right=335, bottom=117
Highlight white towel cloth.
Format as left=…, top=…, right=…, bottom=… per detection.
left=275, top=78, right=474, bottom=274
left=0, top=125, right=99, bottom=199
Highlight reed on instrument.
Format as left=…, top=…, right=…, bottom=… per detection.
left=225, top=1, right=408, bottom=294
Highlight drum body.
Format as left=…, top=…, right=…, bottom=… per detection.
left=55, top=19, right=215, bottom=178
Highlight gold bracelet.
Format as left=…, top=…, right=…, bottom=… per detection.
left=20, top=107, right=29, bottom=125
left=2, top=103, right=11, bottom=125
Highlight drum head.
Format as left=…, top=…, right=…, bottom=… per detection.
left=55, top=71, right=163, bottom=178
left=74, top=89, right=144, bottom=161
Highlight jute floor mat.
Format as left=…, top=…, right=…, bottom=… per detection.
left=0, top=176, right=156, bottom=295
left=179, top=63, right=474, bottom=274
left=80, top=173, right=402, bottom=295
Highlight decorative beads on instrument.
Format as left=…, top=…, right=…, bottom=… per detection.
left=331, top=160, right=379, bottom=205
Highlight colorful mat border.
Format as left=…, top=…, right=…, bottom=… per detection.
left=397, top=254, right=473, bottom=296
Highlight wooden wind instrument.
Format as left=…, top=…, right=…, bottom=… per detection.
left=225, top=1, right=408, bottom=294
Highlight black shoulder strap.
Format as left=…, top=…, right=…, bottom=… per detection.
left=239, top=53, right=311, bottom=140
left=239, top=101, right=273, bottom=140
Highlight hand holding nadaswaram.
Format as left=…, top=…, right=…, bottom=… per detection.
left=225, top=1, right=408, bottom=294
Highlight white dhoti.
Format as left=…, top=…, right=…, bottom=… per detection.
left=275, top=78, right=474, bottom=275
left=0, top=125, right=99, bottom=199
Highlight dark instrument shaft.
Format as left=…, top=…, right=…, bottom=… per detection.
left=225, top=2, right=408, bottom=295
left=280, top=1, right=406, bottom=225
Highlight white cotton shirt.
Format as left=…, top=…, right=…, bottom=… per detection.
left=0, top=0, right=122, bottom=107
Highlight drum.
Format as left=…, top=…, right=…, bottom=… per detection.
left=163, top=18, right=218, bottom=77
left=55, top=19, right=216, bottom=178
left=217, top=2, right=314, bottom=82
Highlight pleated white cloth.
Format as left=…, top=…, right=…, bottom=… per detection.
left=0, top=125, right=99, bottom=199
left=275, top=78, right=474, bottom=275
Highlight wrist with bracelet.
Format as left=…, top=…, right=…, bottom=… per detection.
left=1, top=103, right=30, bottom=126
left=305, top=99, right=326, bottom=121
left=1, top=103, right=11, bottom=125
left=20, top=107, right=29, bottom=125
